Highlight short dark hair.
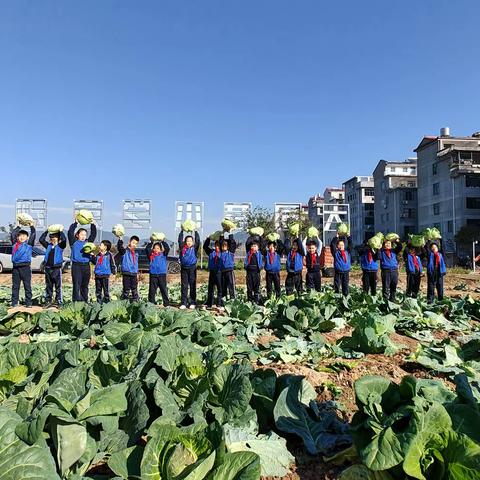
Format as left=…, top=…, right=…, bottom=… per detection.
left=101, top=240, right=112, bottom=251
left=76, top=228, right=87, bottom=237
left=220, top=240, right=228, bottom=248
left=152, top=241, right=163, bottom=250
left=130, top=235, right=140, bottom=242
left=17, top=229, right=29, bottom=236
left=214, top=240, right=220, bottom=248
left=184, top=235, right=193, bottom=242
left=306, top=240, right=316, bottom=247
left=49, top=231, right=60, bottom=239
left=267, top=240, right=276, bottom=246
left=251, top=240, right=259, bottom=246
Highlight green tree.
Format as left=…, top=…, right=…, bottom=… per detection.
left=244, top=206, right=275, bottom=233
left=454, top=224, right=480, bottom=248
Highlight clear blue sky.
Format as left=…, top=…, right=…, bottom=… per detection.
left=1, top=0, right=479, bottom=236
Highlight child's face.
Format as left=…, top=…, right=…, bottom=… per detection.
left=268, top=244, right=275, bottom=252
left=129, top=239, right=138, bottom=249
left=431, top=244, right=438, bottom=253
left=308, top=244, right=317, bottom=254
left=292, top=242, right=298, bottom=252
left=185, top=237, right=194, bottom=247
left=221, top=243, right=228, bottom=252
left=153, top=244, right=161, bottom=254
left=50, top=236, right=59, bottom=245
left=338, top=241, right=345, bottom=251
left=409, top=248, right=416, bottom=255
left=99, top=243, right=108, bottom=253
left=384, top=240, right=392, bottom=249
left=17, top=233, right=28, bottom=243
left=251, top=244, right=259, bottom=252
left=77, top=230, right=87, bottom=242
left=215, top=244, right=220, bottom=252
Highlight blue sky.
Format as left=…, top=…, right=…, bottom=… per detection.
left=1, top=0, right=479, bottom=237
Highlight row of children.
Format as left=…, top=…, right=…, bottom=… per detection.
left=9, top=220, right=446, bottom=308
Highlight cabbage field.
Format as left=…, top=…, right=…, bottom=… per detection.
left=0, top=283, right=480, bottom=479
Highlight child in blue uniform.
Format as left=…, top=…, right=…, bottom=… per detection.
left=284, top=237, right=304, bottom=295
left=244, top=239, right=263, bottom=304
left=91, top=240, right=116, bottom=303
left=330, top=237, right=351, bottom=296
left=379, top=239, right=403, bottom=302
left=39, top=229, right=67, bottom=306
left=403, top=244, right=424, bottom=298
left=265, top=239, right=283, bottom=298
left=359, top=242, right=379, bottom=295
left=11, top=226, right=36, bottom=307
left=203, top=236, right=223, bottom=309
left=146, top=240, right=170, bottom=306
left=117, top=235, right=139, bottom=302
left=220, top=233, right=237, bottom=300
left=178, top=230, right=201, bottom=309
left=68, top=221, right=97, bottom=302
left=426, top=242, right=446, bottom=303
left=305, top=239, right=322, bottom=292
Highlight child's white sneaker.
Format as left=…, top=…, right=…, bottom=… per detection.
left=179, top=305, right=187, bottom=310
left=189, top=304, right=196, bottom=310
left=218, top=306, right=225, bottom=312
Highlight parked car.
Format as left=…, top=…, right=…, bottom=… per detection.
left=114, top=247, right=181, bottom=274
left=0, top=244, right=71, bottom=273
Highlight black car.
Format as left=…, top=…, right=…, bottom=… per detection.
left=115, top=248, right=181, bottom=274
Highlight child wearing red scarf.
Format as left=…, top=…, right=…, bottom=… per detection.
left=91, top=240, right=116, bottom=304
left=244, top=239, right=263, bottom=304
left=305, top=239, right=322, bottom=292
left=203, top=235, right=223, bottom=310
left=379, top=239, right=403, bottom=302
left=146, top=239, right=170, bottom=306
left=359, top=241, right=379, bottom=295
left=117, top=235, right=140, bottom=302
left=264, top=239, right=284, bottom=298
left=403, top=244, right=425, bottom=298
left=178, top=230, right=201, bottom=309
left=426, top=241, right=446, bottom=303
left=330, top=236, right=351, bottom=296
left=285, top=236, right=305, bottom=295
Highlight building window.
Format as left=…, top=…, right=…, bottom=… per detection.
left=432, top=163, right=438, bottom=175
left=466, top=175, right=480, bottom=188
left=364, top=188, right=374, bottom=197
left=403, top=167, right=408, bottom=172
left=390, top=167, right=396, bottom=173
left=466, top=197, right=480, bottom=209
left=433, top=183, right=440, bottom=195
left=408, top=181, right=416, bottom=187
left=365, top=217, right=374, bottom=225
left=405, top=191, right=414, bottom=201
left=433, top=203, right=440, bottom=215
left=447, top=220, right=453, bottom=233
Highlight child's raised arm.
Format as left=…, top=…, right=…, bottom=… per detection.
left=117, top=238, right=126, bottom=255
left=39, top=230, right=49, bottom=248
left=194, top=231, right=201, bottom=253
left=203, top=237, right=213, bottom=256
left=28, top=226, right=36, bottom=246
left=88, top=223, right=97, bottom=242
left=68, top=223, right=77, bottom=246
left=10, top=226, right=20, bottom=245
left=58, top=231, right=67, bottom=249
left=162, top=241, right=170, bottom=256
left=228, top=234, right=237, bottom=253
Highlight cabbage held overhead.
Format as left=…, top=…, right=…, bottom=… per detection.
left=47, top=224, right=64, bottom=234
left=266, top=232, right=280, bottom=242
left=221, top=218, right=236, bottom=232
left=82, top=242, right=97, bottom=254
left=368, top=234, right=384, bottom=250
left=423, top=227, right=442, bottom=240
left=409, top=234, right=426, bottom=248
left=307, top=226, right=319, bottom=238
left=209, top=231, right=222, bottom=241
left=289, top=223, right=300, bottom=237
left=16, top=213, right=34, bottom=226
left=249, top=226, right=264, bottom=237
left=76, top=209, right=94, bottom=225
left=337, top=223, right=350, bottom=236
left=182, top=219, right=196, bottom=232
left=385, top=232, right=400, bottom=242
left=151, top=232, right=165, bottom=241
left=112, top=224, right=125, bottom=237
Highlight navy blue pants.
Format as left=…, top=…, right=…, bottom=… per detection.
left=427, top=273, right=444, bottom=303
left=181, top=267, right=197, bottom=306
left=381, top=269, right=398, bottom=302
left=149, top=274, right=169, bottom=306
left=72, top=263, right=90, bottom=302
left=206, top=270, right=223, bottom=307
left=306, top=270, right=321, bottom=292
left=334, top=271, right=349, bottom=296
left=95, top=276, right=110, bottom=303
left=45, top=266, right=62, bottom=303
left=121, top=274, right=139, bottom=301
left=266, top=271, right=281, bottom=297
left=12, top=265, right=32, bottom=306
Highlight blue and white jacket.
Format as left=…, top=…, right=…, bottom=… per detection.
left=117, top=239, right=139, bottom=275
left=11, top=226, right=36, bottom=266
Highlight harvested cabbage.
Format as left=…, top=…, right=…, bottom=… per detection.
left=151, top=231, right=165, bottom=241
left=82, top=242, right=96, bottom=254
left=423, top=227, right=442, bottom=240
left=409, top=234, right=425, bottom=248
left=307, top=226, right=319, bottom=238
left=249, top=227, right=264, bottom=237
left=209, top=231, right=222, bottom=241
left=112, top=224, right=125, bottom=237
left=385, top=232, right=400, bottom=242
left=266, top=232, right=280, bottom=242
left=289, top=223, right=300, bottom=236
left=337, top=223, right=350, bottom=235
left=47, top=224, right=64, bottom=234
left=221, top=218, right=236, bottom=231
left=76, top=209, right=94, bottom=225
left=368, top=234, right=383, bottom=250
left=16, top=213, right=34, bottom=226
left=182, top=219, right=196, bottom=232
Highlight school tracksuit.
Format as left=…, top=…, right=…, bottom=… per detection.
left=426, top=249, right=446, bottom=303
left=244, top=236, right=264, bottom=303
left=39, top=230, right=66, bottom=305
left=68, top=222, right=97, bottom=302
left=117, top=239, right=139, bottom=301
left=11, top=226, right=36, bottom=307
left=146, top=241, right=170, bottom=306
left=92, top=251, right=116, bottom=303
left=178, top=231, right=200, bottom=307
left=204, top=238, right=223, bottom=307
left=403, top=247, right=424, bottom=298
left=220, top=234, right=237, bottom=300
left=359, top=246, right=379, bottom=295
left=305, top=250, right=322, bottom=292
left=285, top=237, right=304, bottom=295
left=265, top=247, right=282, bottom=298
left=379, top=243, right=403, bottom=302
left=330, top=237, right=351, bottom=296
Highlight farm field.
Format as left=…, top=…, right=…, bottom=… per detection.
left=1, top=281, right=480, bottom=479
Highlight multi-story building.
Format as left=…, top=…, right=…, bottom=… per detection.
left=323, top=187, right=345, bottom=204
left=343, top=176, right=375, bottom=247
left=414, top=128, right=480, bottom=255
left=373, top=158, right=418, bottom=237
left=307, top=194, right=324, bottom=226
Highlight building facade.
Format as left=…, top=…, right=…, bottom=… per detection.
left=307, top=194, right=324, bottom=226
left=373, top=159, right=418, bottom=237
left=415, top=128, right=480, bottom=255
left=323, top=187, right=345, bottom=204
left=343, top=176, right=375, bottom=247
